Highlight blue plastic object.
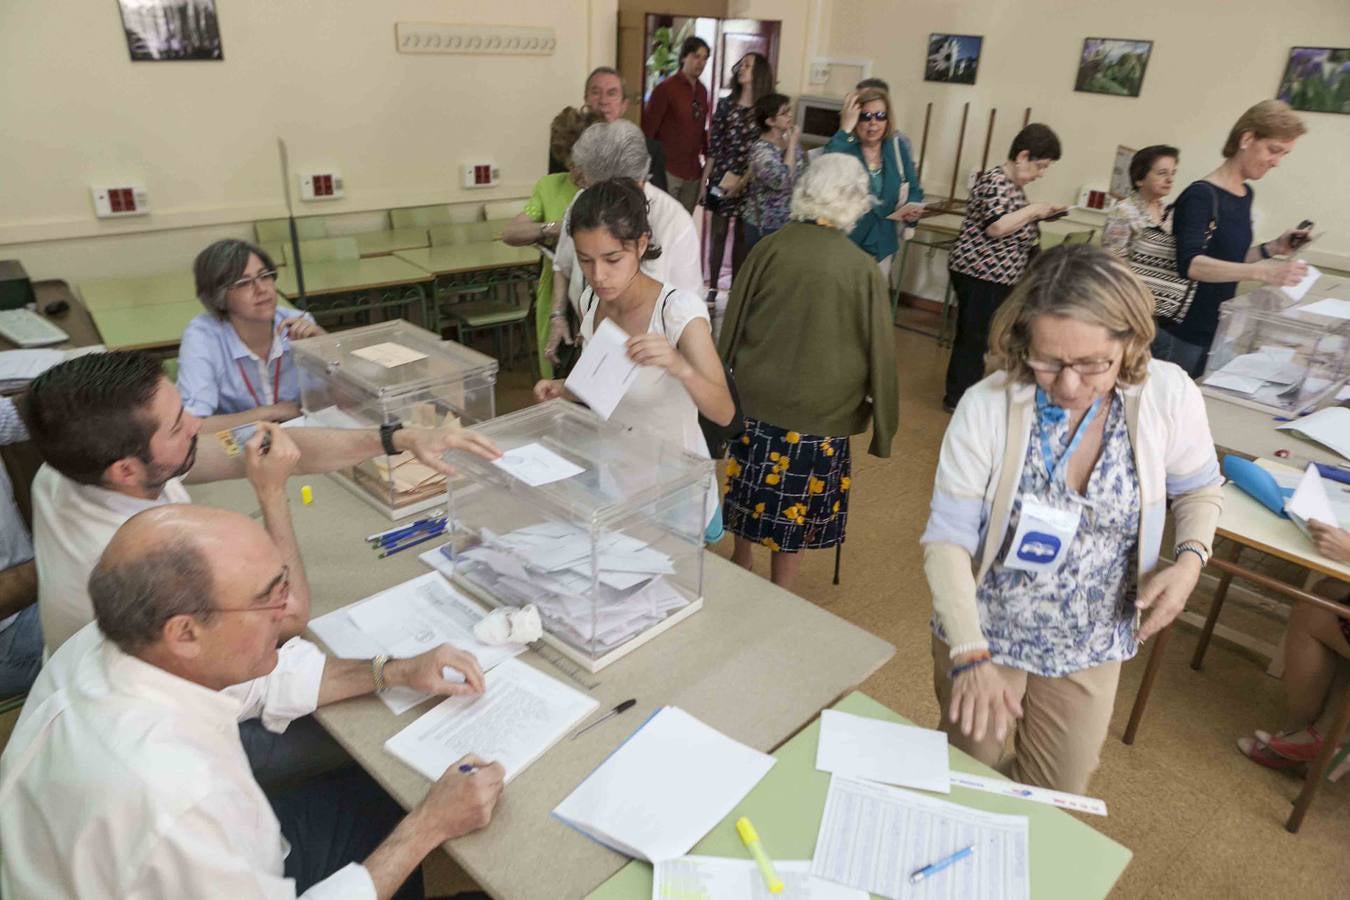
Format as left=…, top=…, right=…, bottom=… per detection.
left=1222, top=455, right=1292, bottom=518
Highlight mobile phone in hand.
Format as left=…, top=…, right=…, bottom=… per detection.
left=1290, top=219, right=1315, bottom=249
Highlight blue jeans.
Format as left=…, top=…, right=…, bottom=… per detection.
left=0, top=604, right=43, bottom=696
left=240, top=715, right=352, bottom=791
left=1151, top=328, right=1207, bottom=378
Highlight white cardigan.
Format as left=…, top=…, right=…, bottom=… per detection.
left=921, top=360, right=1224, bottom=654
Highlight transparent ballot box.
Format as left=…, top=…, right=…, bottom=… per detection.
left=291, top=320, right=498, bottom=518
left=1199, top=288, right=1350, bottom=415
left=442, top=399, right=713, bottom=673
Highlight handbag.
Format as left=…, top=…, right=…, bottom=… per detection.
left=1126, top=183, right=1219, bottom=324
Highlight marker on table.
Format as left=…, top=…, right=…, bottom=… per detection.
left=910, top=844, right=976, bottom=885
left=735, top=817, right=783, bottom=894
left=569, top=698, right=637, bottom=739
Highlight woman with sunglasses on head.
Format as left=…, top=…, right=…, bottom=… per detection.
left=700, top=52, right=775, bottom=307
left=823, top=87, right=924, bottom=275
left=921, top=244, right=1222, bottom=794
left=177, top=239, right=325, bottom=431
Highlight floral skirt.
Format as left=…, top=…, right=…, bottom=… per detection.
left=722, top=417, right=852, bottom=552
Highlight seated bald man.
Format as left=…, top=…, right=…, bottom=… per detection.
left=1, top=505, right=504, bottom=899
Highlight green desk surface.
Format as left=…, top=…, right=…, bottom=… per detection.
left=77, top=272, right=197, bottom=311
left=394, top=243, right=541, bottom=277
left=588, top=692, right=1131, bottom=900
left=89, top=297, right=296, bottom=351
left=352, top=228, right=430, bottom=257
left=275, top=257, right=430, bottom=298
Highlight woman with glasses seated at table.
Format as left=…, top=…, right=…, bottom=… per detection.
left=177, top=239, right=325, bottom=431
left=822, top=87, right=924, bottom=276
left=921, top=244, right=1222, bottom=794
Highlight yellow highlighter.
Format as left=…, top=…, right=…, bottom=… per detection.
left=736, top=816, right=784, bottom=894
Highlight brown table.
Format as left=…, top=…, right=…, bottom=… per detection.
left=0, top=281, right=102, bottom=353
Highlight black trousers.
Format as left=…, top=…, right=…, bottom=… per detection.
left=944, top=270, right=1014, bottom=408
left=270, top=765, right=424, bottom=899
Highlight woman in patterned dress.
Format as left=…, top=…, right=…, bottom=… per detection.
left=701, top=52, right=774, bottom=306
left=741, top=92, right=805, bottom=252
left=1101, top=145, right=1178, bottom=260
left=720, top=155, right=898, bottom=591
left=922, top=244, right=1223, bottom=793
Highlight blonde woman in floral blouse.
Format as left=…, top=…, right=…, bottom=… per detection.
left=1102, top=145, right=1178, bottom=259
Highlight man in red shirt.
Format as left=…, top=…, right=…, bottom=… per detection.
left=643, top=36, right=710, bottom=212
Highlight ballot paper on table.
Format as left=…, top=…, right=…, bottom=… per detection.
left=384, top=657, right=597, bottom=783
left=351, top=341, right=428, bottom=367
left=553, top=706, right=775, bottom=862
left=308, top=572, right=525, bottom=714
left=1276, top=406, right=1350, bottom=461
left=563, top=318, right=640, bottom=420
left=811, top=775, right=1029, bottom=900
left=1282, top=264, right=1322, bottom=302
left=815, top=709, right=951, bottom=794
left=492, top=442, right=586, bottom=486
left=652, top=857, right=867, bottom=900
left=1286, top=297, right=1350, bottom=321
left=1285, top=463, right=1341, bottom=541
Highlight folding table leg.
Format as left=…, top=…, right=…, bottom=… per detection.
left=1123, top=624, right=1172, bottom=745
left=1287, top=686, right=1350, bottom=832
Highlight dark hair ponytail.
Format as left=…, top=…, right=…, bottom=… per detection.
left=567, top=178, right=662, bottom=261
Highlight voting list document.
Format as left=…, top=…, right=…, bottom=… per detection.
left=653, top=857, right=867, bottom=900
left=384, top=657, right=597, bottom=783
left=812, top=775, right=1029, bottom=900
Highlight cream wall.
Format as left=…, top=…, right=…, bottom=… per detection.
left=774, top=0, right=1350, bottom=265
left=0, top=0, right=617, bottom=280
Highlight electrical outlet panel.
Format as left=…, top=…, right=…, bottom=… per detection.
left=301, top=172, right=344, bottom=201
left=462, top=163, right=499, bottom=189
left=809, top=61, right=830, bottom=84
left=91, top=184, right=150, bottom=218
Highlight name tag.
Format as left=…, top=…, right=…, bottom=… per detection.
left=1003, top=496, right=1081, bottom=574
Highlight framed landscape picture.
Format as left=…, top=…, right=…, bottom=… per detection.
left=925, top=34, right=982, bottom=85
left=117, top=0, right=223, bottom=61
left=1075, top=38, right=1152, bottom=97
left=1277, top=47, right=1350, bottom=115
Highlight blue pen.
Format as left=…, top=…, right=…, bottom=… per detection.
left=376, top=517, right=448, bottom=547
left=378, top=526, right=447, bottom=558
left=366, top=513, right=446, bottom=543
left=380, top=523, right=446, bottom=551
left=910, top=844, right=976, bottom=884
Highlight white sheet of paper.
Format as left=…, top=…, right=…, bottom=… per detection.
left=553, top=706, right=776, bottom=862
left=811, top=775, right=1030, bottom=900
left=311, top=573, right=524, bottom=715
left=492, top=442, right=586, bottom=486
left=1212, top=351, right=1303, bottom=385
left=949, top=771, right=1108, bottom=816
left=351, top=341, right=428, bottom=367
left=1203, top=372, right=1267, bottom=395
left=1282, top=264, right=1322, bottom=302
left=652, top=857, right=867, bottom=900
left=1277, top=406, right=1350, bottom=461
left=564, top=318, right=640, bottom=420
left=1286, top=463, right=1340, bottom=535
left=815, top=709, right=951, bottom=794
left=1286, top=297, right=1350, bottom=321
left=384, top=657, right=597, bottom=782
left=1337, top=384, right=1350, bottom=402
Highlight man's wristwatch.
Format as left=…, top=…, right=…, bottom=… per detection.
left=379, top=421, right=404, bottom=456
left=372, top=654, right=390, bottom=692
left=1176, top=540, right=1209, bottom=567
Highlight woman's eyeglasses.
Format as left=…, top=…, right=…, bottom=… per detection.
left=1025, top=356, right=1116, bottom=376
left=229, top=269, right=278, bottom=291
left=859, top=111, right=888, bottom=122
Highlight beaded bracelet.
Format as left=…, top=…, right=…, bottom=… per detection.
left=948, top=653, right=993, bottom=680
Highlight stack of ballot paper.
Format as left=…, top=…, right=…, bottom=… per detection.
left=384, top=657, right=597, bottom=783
left=308, top=572, right=527, bottom=714
left=431, top=522, right=692, bottom=653
left=1277, top=407, right=1350, bottom=462
left=1202, top=346, right=1305, bottom=397
left=1277, top=463, right=1347, bottom=544
left=553, top=707, right=775, bottom=861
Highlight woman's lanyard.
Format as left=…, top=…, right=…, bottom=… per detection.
left=1035, top=388, right=1102, bottom=485
left=237, top=357, right=282, bottom=407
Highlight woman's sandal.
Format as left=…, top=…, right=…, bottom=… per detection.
left=1255, top=727, right=1325, bottom=763
left=1237, top=734, right=1306, bottom=771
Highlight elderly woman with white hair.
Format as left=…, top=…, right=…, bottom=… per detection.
left=546, top=119, right=703, bottom=363
left=718, top=154, right=899, bottom=590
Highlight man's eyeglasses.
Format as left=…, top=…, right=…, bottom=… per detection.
left=1025, top=356, right=1117, bottom=376
left=209, top=566, right=291, bottom=615
left=859, top=110, right=888, bottom=122
left=229, top=269, right=278, bottom=291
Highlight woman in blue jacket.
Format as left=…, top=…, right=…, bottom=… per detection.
left=823, top=87, right=924, bottom=274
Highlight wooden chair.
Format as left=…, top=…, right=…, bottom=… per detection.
left=1123, top=554, right=1350, bottom=833
left=282, top=237, right=360, bottom=265
left=438, top=274, right=534, bottom=370
left=255, top=217, right=328, bottom=243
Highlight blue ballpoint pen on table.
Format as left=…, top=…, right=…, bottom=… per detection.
left=377, top=521, right=446, bottom=549
left=378, top=526, right=447, bottom=558
left=366, top=512, right=446, bottom=544
left=910, top=844, right=976, bottom=884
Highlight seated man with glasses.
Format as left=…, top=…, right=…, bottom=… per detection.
left=2, top=503, right=504, bottom=899
left=177, top=239, right=327, bottom=431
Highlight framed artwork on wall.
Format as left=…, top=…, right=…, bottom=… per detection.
left=1075, top=38, right=1152, bottom=97
left=117, top=0, right=223, bottom=62
left=924, top=34, right=982, bottom=85
left=1277, top=47, right=1350, bottom=115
